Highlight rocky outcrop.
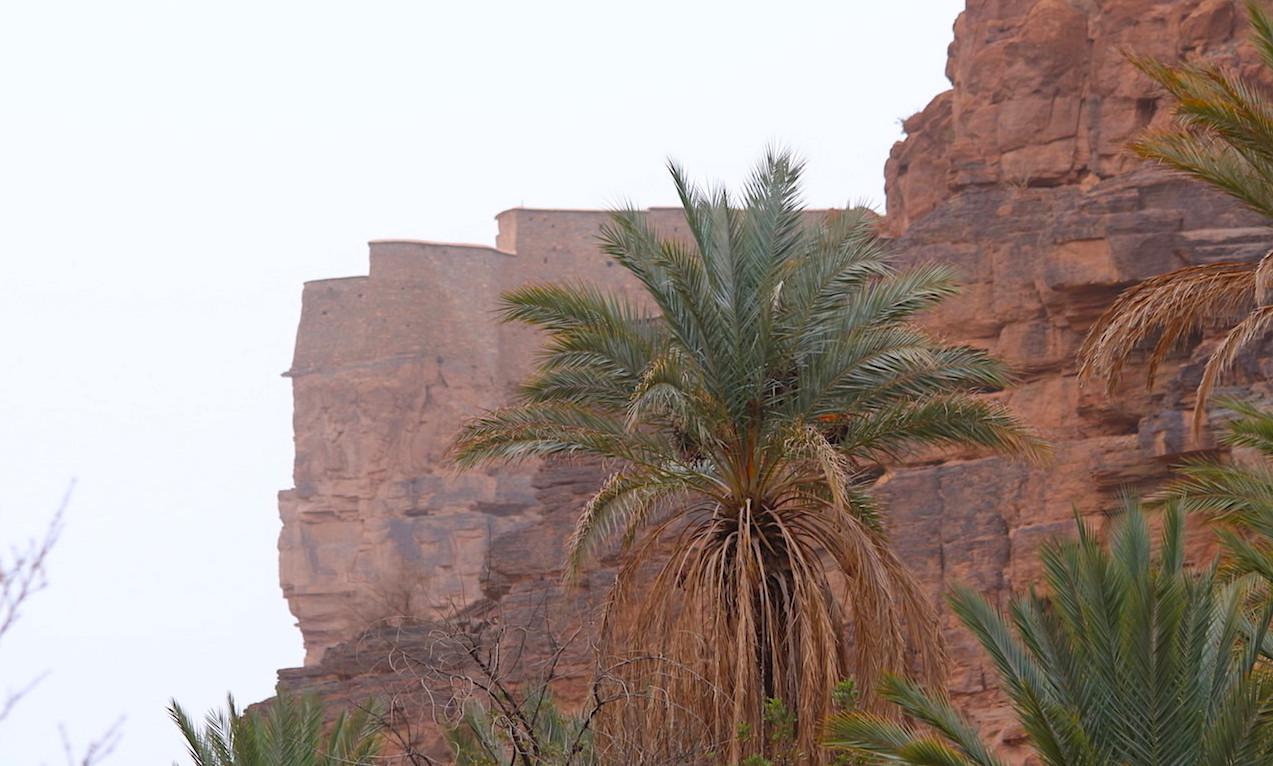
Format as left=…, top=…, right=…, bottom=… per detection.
left=877, top=0, right=1271, bottom=754
left=275, top=211, right=706, bottom=760
left=274, top=1, right=1273, bottom=761
left=885, top=0, right=1249, bottom=232
left=279, top=211, right=685, bottom=663
left=880, top=167, right=1273, bottom=756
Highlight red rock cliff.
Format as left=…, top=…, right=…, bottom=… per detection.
left=274, top=1, right=1273, bottom=760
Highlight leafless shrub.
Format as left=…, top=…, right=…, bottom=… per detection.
left=347, top=559, right=436, bottom=631
left=2, top=486, right=123, bottom=765
left=59, top=719, right=124, bottom=766
left=0, top=496, right=65, bottom=720
left=352, top=595, right=724, bottom=766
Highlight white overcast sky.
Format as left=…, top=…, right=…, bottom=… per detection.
left=0, top=1, right=962, bottom=762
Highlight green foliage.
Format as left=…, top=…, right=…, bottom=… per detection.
left=445, top=686, right=595, bottom=766
left=168, top=693, right=381, bottom=766
left=831, top=680, right=859, bottom=713
left=1131, top=1, right=1273, bottom=219
left=452, top=149, right=1041, bottom=762
left=1159, top=398, right=1273, bottom=585
left=764, top=697, right=796, bottom=755
left=825, top=503, right=1273, bottom=766
left=733, top=696, right=796, bottom=766
left=733, top=680, right=864, bottom=766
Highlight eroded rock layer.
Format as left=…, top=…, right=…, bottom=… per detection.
left=275, top=1, right=1273, bottom=760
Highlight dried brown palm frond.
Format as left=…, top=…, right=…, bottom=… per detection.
left=1196, top=304, right=1273, bottom=431
left=453, top=150, right=1042, bottom=765
left=1079, top=3, right=1273, bottom=432
left=1077, top=250, right=1273, bottom=436
left=595, top=431, right=944, bottom=764
left=1077, top=260, right=1258, bottom=413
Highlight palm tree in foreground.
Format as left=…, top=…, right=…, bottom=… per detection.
left=452, top=150, right=1042, bottom=763
left=1079, top=1, right=1273, bottom=432
left=826, top=503, right=1273, bottom=766
left=169, top=694, right=381, bottom=766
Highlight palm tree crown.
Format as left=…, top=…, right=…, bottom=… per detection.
left=1079, top=1, right=1273, bottom=432
left=826, top=503, right=1273, bottom=766
left=452, top=150, right=1042, bottom=764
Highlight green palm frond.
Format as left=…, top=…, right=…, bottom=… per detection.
left=169, top=694, right=381, bottom=766
left=1128, top=2, right=1273, bottom=219
left=825, top=504, right=1273, bottom=766
left=833, top=395, right=1046, bottom=463
left=1157, top=399, right=1273, bottom=587
left=451, top=402, right=678, bottom=470
left=1215, top=396, right=1273, bottom=451
left=452, top=150, right=1043, bottom=764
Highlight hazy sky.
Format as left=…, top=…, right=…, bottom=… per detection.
left=0, top=2, right=962, bottom=762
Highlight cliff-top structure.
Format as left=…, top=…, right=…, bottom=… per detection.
left=275, top=1, right=1273, bottom=760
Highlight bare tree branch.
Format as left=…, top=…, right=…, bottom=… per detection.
left=2, top=484, right=121, bottom=765
left=1, top=488, right=69, bottom=646
left=1, top=486, right=71, bottom=724
left=59, top=717, right=124, bottom=766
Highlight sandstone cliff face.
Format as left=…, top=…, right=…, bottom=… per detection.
left=877, top=0, right=1271, bottom=753
left=886, top=0, right=1251, bottom=232
left=276, top=1, right=1273, bottom=760
left=279, top=211, right=684, bottom=663
left=880, top=170, right=1273, bottom=755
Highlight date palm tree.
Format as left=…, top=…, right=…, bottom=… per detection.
left=169, top=694, right=381, bottom=766
left=826, top=503, right=1273, bottom=766
left=1079, top=1, right=1273, bottom=432
left=451, top=150, right=1042, bottom=764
